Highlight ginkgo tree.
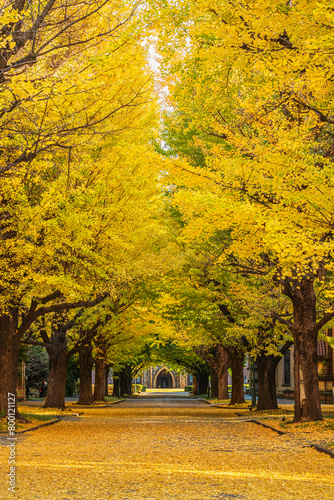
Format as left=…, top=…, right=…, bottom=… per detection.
left=0, top=1, right=169, bottom=416
left=0, top=0, right=143, bottom=176
left=1, top=123, right=174, bottom=413
left=156, top=102, right=294, bottom=409
left=148, top=0, right=334, bottom=421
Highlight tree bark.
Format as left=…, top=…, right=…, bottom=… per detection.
left=229, top=349, right=245, bottom=405
left=0, top=311, right=21, bottom=416
left=192, top=375, right=198, bottom=396
left=112, top=373, right=119, bottom=397
left=294, top=329, right=322, bottom=421
left=194, top=343, right=230, bottom=400
left=256, top=353, right=279, bottom=410
left=0, top=293, right=107, bottom=414
left=210, top=370, right=218, bottom=399
left=94, top=358, right=107, bottom=401
left=119, top=365, right=132, bottom=396
left=283, top=279, right=323, bottom=422
left=218, top=366, right=229, bottom=400
left=44, top=340, right=68, bottom=409
left=210, top=362, right=229, bottom=400
left=198, top=370, right=209, bottom=396
left=77, top=342, right=93, bottom=405
left=209, top=344, right=229, bottom=400
left=105, top=365, right=110, bottom=397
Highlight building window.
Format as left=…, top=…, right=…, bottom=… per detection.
left=284, top=351, right=291, bottom=385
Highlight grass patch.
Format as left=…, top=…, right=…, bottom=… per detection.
left=0, top=412, right=58, bottom=432
left=280, top=418, right=334, bottom=431
left=261, top=413, right=334, bottom=450
left=105, top=396, right=124, bottom=403
left=208, top=399, right=250, bottom=408
left=17, top=413, right=57, bottom=431
left=207, top=398, right=229, bottom=404
left=21, top=413, right=56, bottom=422
left=19, top=405, right=70, bottom=415
left=253, top=408, right=294, bottom=417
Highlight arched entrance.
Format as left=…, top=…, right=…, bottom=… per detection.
left=155, top=368, right=173, bottom=388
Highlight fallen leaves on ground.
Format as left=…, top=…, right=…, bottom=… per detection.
left=207, top=400, right=251, bottom=409
left=0, top=400, right=333, bottom=500
left=262, top=417, right=334, bottom=451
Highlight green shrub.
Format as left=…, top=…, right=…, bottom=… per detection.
left=141, top=385, right=146, bottom=392
left=65, top=357, right=79, bottom=397
left=25, top=346, right=49, bottom=397
left=132, top=384, right=143, bottom=393
left=184, top=385, right=193, bottom=392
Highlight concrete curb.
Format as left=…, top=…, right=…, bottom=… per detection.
left=247, top=418, right=286, bottom=435
left=214, top=406, right=250, bottom=410
left=247, top=419, right=334, bottom=458
left=308, top=443, right=334, bottom=458
left=73, top=399, right=125, bottom=409
left=201, top=399, right=228, bottom=407
left=204, top=400, right=251, bottom=410
left=17, top=418, right=62, bottom=434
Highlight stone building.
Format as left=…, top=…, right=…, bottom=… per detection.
left=275, top=336, right=334, bottom=403
left=138, top=366, right=192, bottom=389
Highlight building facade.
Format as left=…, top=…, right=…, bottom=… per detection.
left=275, top=336, right=334, bottom=403
left=138, top=366, right=192, bottom=389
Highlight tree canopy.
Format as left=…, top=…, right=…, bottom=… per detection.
left=1, top=0, right=334, bottom=423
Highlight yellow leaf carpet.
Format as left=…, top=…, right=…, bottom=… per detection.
left=1, top=395, right=333, bottom=499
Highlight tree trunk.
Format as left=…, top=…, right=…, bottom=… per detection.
left=210, top=370, right=218, bottom=399
left=94, top=358, right=107, bottom=401
left=229, top=349, right=245, bottom=405
left=208, top=344, right=229, bottom=400
left=44, top=342, right=68, bottom=409
left=0, top=311, right=20, bottom=416
left=198, top=370, right=209, bottom=396
left=194, top=343, right=230, bottom=400
left=77, top=343, right=93, bottom=405
left=217, top=366, right=229, bottom=400
left=256, top=353, right=279, bottom=411
left=112, top=373, right=119, bottom=397
left=284, top=279, right=323, bottom=422
left=294, top=329, right=322, bottom=421
left=199, top=372, right=209, bottom=395
left=192, top=375, right=198, bottom=396
left=105, top=365, right=109, bottom=397
left=119, top=366, right=132, bottom=396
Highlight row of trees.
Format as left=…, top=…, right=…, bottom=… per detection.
left=0, top=0, right=175, bottom=416
left=145, top=0, right=334, bottom=422
left=2, top=0, right=334, bottom=424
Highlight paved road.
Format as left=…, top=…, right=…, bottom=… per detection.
left=2, top=392, right=333, bottom=500
left=125, top=391, right=296, bottom=406
left=20, top=392, right=296, bottom=407
left=121, top=390, right=205, bottom=408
